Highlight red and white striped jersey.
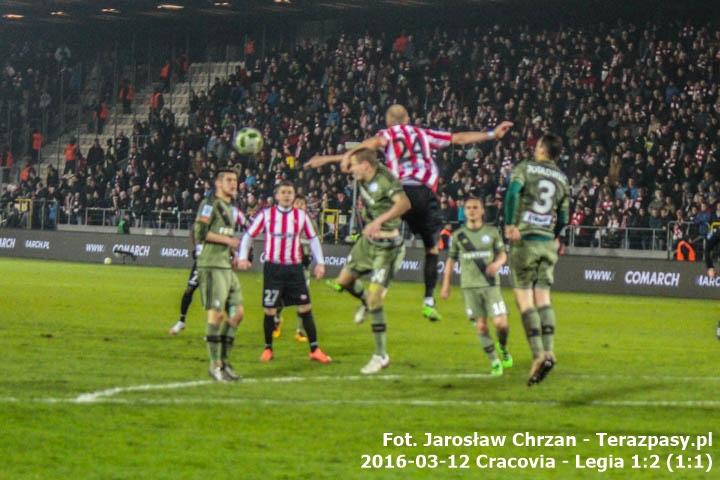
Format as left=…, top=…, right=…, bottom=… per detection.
left=246, top=206, right=317, bottom=265
left=376, top=125, right=453, bottom=192
left=233, top=207, right=247, bottom=230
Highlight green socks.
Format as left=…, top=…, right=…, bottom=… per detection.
left=521, top=309, right=544, bottom=358
left=220, top=322, right=237, bottom=362
left=478, top=332, right=499, bottom=361
left=205, top=323, right=222, bottom=365
left=369, top=308, right=387, bottom=357
left=538, top=305, right=556, bottom=352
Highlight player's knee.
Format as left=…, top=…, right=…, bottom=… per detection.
left=298, top=304, right=311, bottom=314
left=264, top=307, right=277, bottom=316
left=476, top=319, right=489, bottom=335
left=229, top=306, right=244, bottom=326
left=184, top=287, right=195, bottom=297
left=427, top=245, right=439, bottom=255
left=207, top=310, right=223, bottom=325
left=533, top=288, right=551, bottom=307
left=493, top=315, right=508, bottom=330
left=366, top=287, right=384, bottom=311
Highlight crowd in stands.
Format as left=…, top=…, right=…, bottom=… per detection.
left=3, top=21, right=720, bottom=253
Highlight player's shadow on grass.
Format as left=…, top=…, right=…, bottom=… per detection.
left=558, top=381, right=665, bottom=407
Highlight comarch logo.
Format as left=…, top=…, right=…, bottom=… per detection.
left=113, top=244, right=151, bottom=257
left=695, top=275, right=720, bottom=288
left=624, top=270, right=680, bottom=287
left=85, top=243, right=105, bottom=253
left=0, top=237, right=16, bottom=249
left=399, top=259, right=421, bottom=271
left=25, top=240, right=50, bottom=250
left=323, top=256, right=347, bottom=267
left=584, top=269, right=615, bottom=282
left=160, top=248, right=189, bottom=258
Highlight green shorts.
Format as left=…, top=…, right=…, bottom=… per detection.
left=198, top=268, right=243, bottom=311
left=462, top=287, right=507, bottom=320
left=509, top=239, right=558, bottom=289
left=345, top=236, right=405, bottom=287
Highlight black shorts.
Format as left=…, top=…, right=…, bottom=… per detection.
left=187, top=262, right=199, bottom=288
left=262, top=262, right=311, bottom=308
left=402, top=185, right=443, bottom=249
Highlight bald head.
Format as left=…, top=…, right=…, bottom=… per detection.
left=385, top=104, right=410, bottom=127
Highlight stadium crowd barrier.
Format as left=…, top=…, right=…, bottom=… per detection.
left=0, top=229, right=717, bottom=300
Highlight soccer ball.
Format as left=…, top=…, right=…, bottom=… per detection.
left=233, top=127, right=264, bottom=155
left=104, top=257, right=113, bottom=265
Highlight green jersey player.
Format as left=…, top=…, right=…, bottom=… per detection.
left=440, top=198, right=511, bottom=377
left=193, top=168, right=245, bottom=382
left=504, top=133, right=569, bottom=386
left=331, top=148, right=411, bottom=374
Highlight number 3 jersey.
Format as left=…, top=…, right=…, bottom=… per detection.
left=509, top=160, right=570, bottom=239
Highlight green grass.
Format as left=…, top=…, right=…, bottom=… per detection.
left=0, top=257, right=718, bottom=479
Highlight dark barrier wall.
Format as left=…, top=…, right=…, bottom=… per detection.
left=0, top=229, right=717, bottom=300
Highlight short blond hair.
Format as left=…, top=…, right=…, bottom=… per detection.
left=351, top=148, right=379, bottom=167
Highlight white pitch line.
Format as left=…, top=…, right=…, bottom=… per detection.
left=9, top=397, right=720, bottom=409
left=70, top=371, right=720, bottom=404
left=75, top=380, right=213, bottom=403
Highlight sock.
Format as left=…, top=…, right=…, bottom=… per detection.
left=478, top=332, right=499, bottom=362
left=275, top=306, right=283, bottom=325
left=205, top=323, right=222, bottom=365
left=538, top=305, right=556, bottom=352
left=497, top=327, right=509, bottom=349
left=521, top=309, right=543, bottom=358
left=299, top=311, right=318, bottom=352
left=263, top=314, right=275, bottom=349
left=423, top=253, right=439, bottom=299
left=180, top=289, right=194, bottom=320
left=424, top=297, right=435, bottom=307
left=220, top=322, right=237, bottom=362
left=345, top=280, right=367, bottom=306
left=297, top=315, right=305, bottom=333
left=369, top=308, right=387, bottom=357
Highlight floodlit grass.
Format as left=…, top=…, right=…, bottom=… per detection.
left=0, top=258, right=718, bottom=479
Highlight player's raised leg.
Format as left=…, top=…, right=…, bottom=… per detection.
left=512, top=286, right=545, bottom=383
left=334, top=267, right=369, bottom=324
left=421, top=244, right=442, bottom=321
left=534, top=287, right=556, bottom=381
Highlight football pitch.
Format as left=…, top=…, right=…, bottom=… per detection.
left=1, top=257, right=718, bottom=479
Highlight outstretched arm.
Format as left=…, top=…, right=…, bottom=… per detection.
left=304, top=154, right=344, bottom=170
left=451, top=121, right=513, bottom=145
left=362, top=192, right=411, bottom=239
left=341, top=136, right=387, bottom=172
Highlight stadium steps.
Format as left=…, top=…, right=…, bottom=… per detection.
left=36, top=62, right=240, bottom=179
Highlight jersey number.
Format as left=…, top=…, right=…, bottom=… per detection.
left=371, top=268, right=387, bottom=284
left=264, top=289, right=280, bottom=306
left=491, top=301, right=507, bottom=317
left=532, top=179, right=556, bottom=214
left=392, top=135, right=424, bottom=161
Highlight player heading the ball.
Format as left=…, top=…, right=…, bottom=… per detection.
left=326, top=148, right=411, bottom=374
